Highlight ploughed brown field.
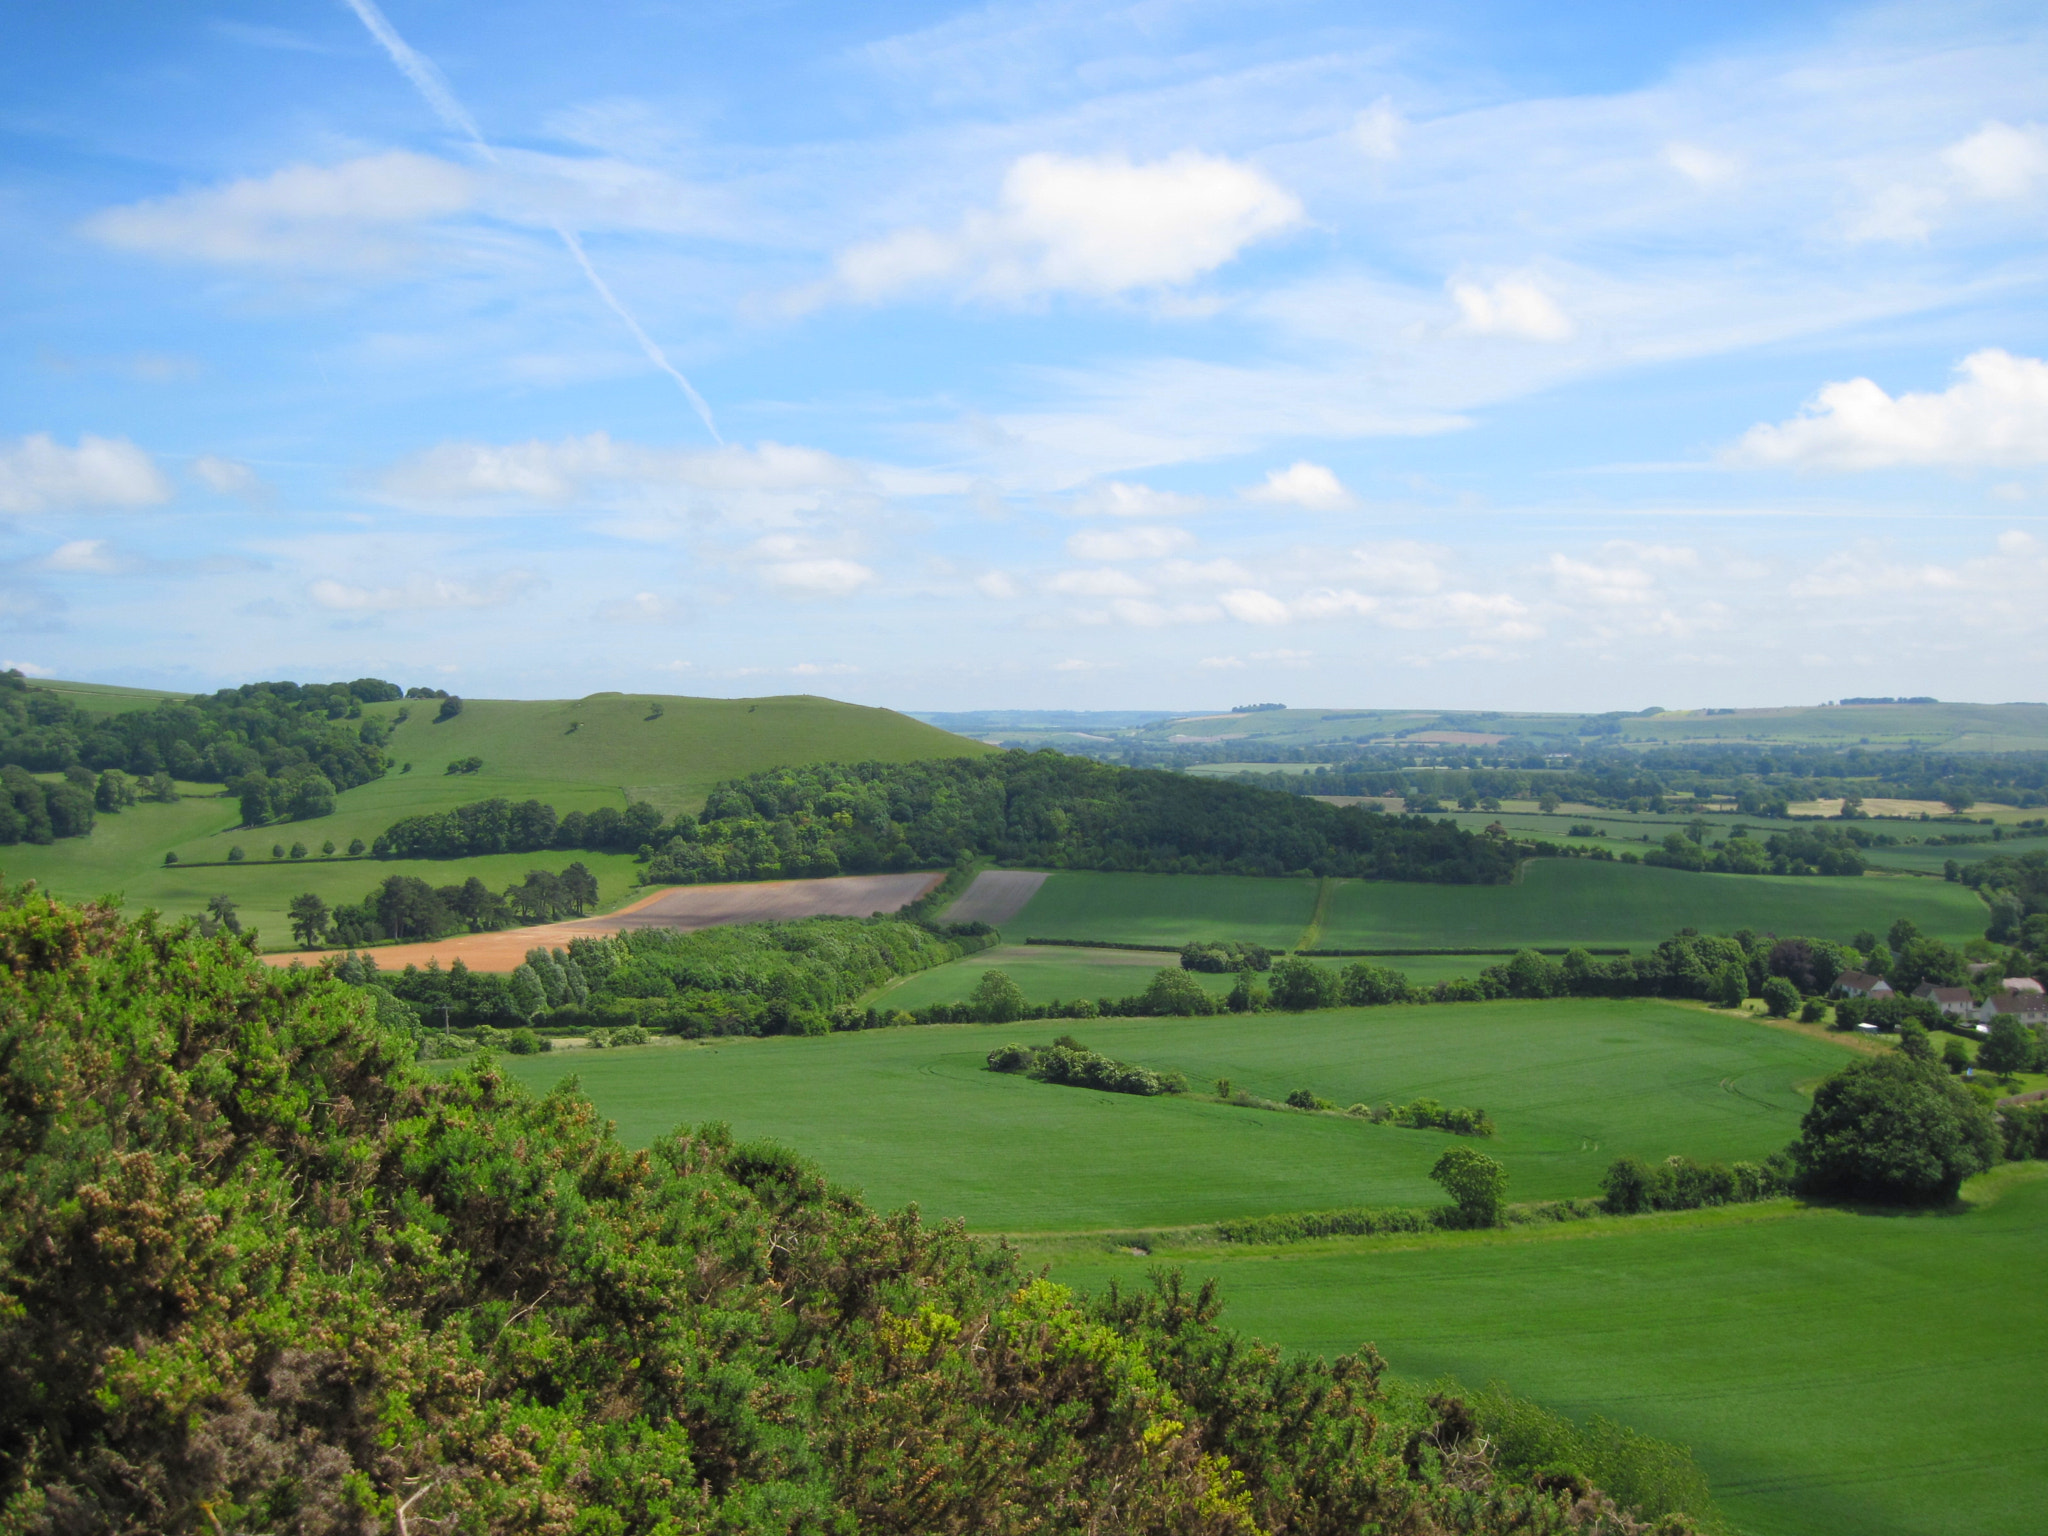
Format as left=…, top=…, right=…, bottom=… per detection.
left=939, top=868, right=1047, bottom=925
left=265, top=870, right=944, bottom=973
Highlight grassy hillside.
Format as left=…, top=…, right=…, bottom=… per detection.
left=10, top=687, right=989, bottom=942
left=493, top=998, right=1847, bottom=1229
left=27, top=678, right=188, bottom=715
left=1051, top=1169, right=2048, bottom=1536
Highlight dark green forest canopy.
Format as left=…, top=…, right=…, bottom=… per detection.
left=0, top=887, right=1660, bottom=1535
left=646, top=753, right=1518, bottom=884
left=0, top=670, right=395, bottom=790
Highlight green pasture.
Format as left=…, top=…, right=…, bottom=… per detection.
left=1317, top=860, right=1987, bottom=950
left=1621, top=700, right=2048, bottom=750
left=1861, top=838, right=2045, bottom=874
left=1009, top=871, right=1319, bottom=949
left=492, top=998, right=1849, bottom=1231
left=28, top=677, right=187, bottom=715
left=1051, top=1167, right=2048, bottom=1536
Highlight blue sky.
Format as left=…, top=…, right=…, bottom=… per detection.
left=3, top=0, right=2046, bottom=710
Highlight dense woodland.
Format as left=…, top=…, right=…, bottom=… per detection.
left=3, top=888, right=1684, bottom=1536
left=641, top=754, right=1517, bottom=885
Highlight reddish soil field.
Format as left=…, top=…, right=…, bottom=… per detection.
left=265, top=871, right=944, bottom=973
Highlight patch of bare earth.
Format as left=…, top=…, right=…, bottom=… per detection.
left=264, top=870, right=944, bottom=974
left=942, top=869, right=1049, bottom=926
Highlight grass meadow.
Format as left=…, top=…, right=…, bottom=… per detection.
left=1009, top=870, right=1319, bottom=948
left=1050, top=1167, right=2048, bottom=1536
left=490, top=998, right=1847, bottom=1231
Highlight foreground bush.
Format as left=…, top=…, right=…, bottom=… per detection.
left=0, top=888, right=1657, bottom=1534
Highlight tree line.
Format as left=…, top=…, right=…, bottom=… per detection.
left=370, top=795, right=666, bottom=858
left=8, top=885, right=1672, bottom=1536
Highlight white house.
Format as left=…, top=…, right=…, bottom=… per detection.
left=1977, top=991, right=2048, bottom=1028
left=1912, top=983, right=1973, bottom=1018
left=1835, top=970, right=1893, bottom=999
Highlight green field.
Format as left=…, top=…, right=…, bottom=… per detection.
left=999, top=861, right=1988, bottom=952
left=12, top=687, right=987, bottom=946
left=1006, top=871, right=1319, bottom=948
left=1050, top=1168, right=2048, bottom=1536
left=493, top=998, right=1847, bottom=1230
left=1318, top=861, right=1987, bottom=949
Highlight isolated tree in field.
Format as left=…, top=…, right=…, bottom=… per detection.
left=321, top=839, right=335, bottom=856
left=1979, top=1017, right=2036, bottom=1078
left=347, top=837, right=365, bottom=855
left=1941, top=1035, right=1972, bottom=1074
left=287, top=893, right=331, bottom=949
left=144, top=771, right=178, bottom=803
left=436, top=695, right=464, bottom=722
left=270, top=844, right=284, bottom=860
left=1431, top=1146, right=1508, bottom=1227
left=94, top=769, right=135, bottom=813
left=1792, top=1053, right=1998, bottom=1206
left=289, top=842, right=307, bottom=860
left=1761, top=976, right=1799, bottom=1018
left=969, top=969, right=1026, bottom=1024
left=203, top=894, right=241, bottom=936
left=226, top=844, right=245, bottom=862
left=1538, top=791, right=1560, bottom=813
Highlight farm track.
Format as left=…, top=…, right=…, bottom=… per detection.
left=264, top=870, right=944, bottom=973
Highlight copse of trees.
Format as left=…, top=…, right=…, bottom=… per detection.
left=6, top=887, right=1639, bottom=1536
left=0, top=762, right=95, bottom=844
left=1791, top=1053, right=2001, bottom=1205
left=372, top=796, right=666, bottom=859
left=299, top=864, right=603, bottom=948
left=987, top=1038, right=1189, bottom=1096
left=640, top=753, right=1519, bottom=886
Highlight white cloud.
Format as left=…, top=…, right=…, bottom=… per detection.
left=0, top=433, right=170, bottom=513
left=1943, top=121, right=2048, bottom=200
left=1664, top=142, right=1741, bottom=188
left=1252, top=648, right=1314, bottom=663
left=1053, top=658, right=1101, bottom=671
left=789, top=661, right=858, bottom=675
left=1068, top=480, right=1204, bottom=517
left=1352, top=99, right=1406, bottom=162
left=760, top=557, right=875, bottom=595
left=1546, top=553, right=1659, bottom=606
left=1338, top=542, right=1444, bottom=592
left=1049, top=567, right=1151, bottom=598
left=191, top=455, right=267, bottom=498
left=1244, top=461, right=1356, bottom=511
left=82, top=151, right=474, bottom=268
left=0, top=659, right=53, bottom=677
left=1219, top=588, right=1291, bottom=624
left=1065, top=524, right=1194, bottom=561
left=820, top=150, right=1302, bottom=305
left=974, top=571, right=1019, bottom=598
left=376, top=433, right=916, bottom=529
left=1729, top=349, right=2048, bottom=469
left=1448, top=278, right=1574, bottom=341
left=308, top=571, right=539, bottom=612
left=43, top=540, right=119, bottom=574
left=602, top=591, right=689, bottom=623
left=1291, top=588, right=1378, bottom=619
left=1197, top=654, right=1244, bottom=669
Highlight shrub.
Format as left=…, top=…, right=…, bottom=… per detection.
left=986, top=1041, right=1186, bottom=1097
left=347, top=837, right=366, bottom=855
left=1761, top=976, right=1799, bottom=1018
left=1799, top=997, right=1827, bottom=1024
left=163, top=850, right=177, bottom=865
left=969, top=968, right=1027, bottom=1024
left=1431, top=1145, right=1507, bottom=1227
left=1941, top=1035, right=1972, bottom=1074
left=503, top=1028, right=550, bottom=1055
left=1140, top=967, right=1216, bottom=1017
left=1601, top=1156, right=1654, bottom=1215
left=1269, top=956, right=1337, bottom=1011
left=1792, top=1054, right=2000, bottom=1205
left=1179, top=939, right=1270, bottom=973
left=1338, top=960, right=1412, bottom=1006
left=1285, top=1088, right=1319, bottom=1110
left=227, top=844, right=244, bottom=862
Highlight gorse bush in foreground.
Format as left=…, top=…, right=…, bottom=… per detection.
left=0, top=888, right=1663, bottom=1534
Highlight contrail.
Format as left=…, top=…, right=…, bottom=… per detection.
left=341, top=0, right=721, bottom=441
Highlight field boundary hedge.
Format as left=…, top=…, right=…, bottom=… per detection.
left=1025, top=938, right=1634, bottom=958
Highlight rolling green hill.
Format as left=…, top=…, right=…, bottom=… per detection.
left=6, top=687, right=989, bottom=943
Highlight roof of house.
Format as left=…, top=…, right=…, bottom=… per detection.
left=2003, top=977, right=2045, bottom=994
left=1984, top=992, right=2048, bottom=1016
left=1837, top=970, right=1889, bottom=991
left=1913, top=983, right=1972, bottom=1003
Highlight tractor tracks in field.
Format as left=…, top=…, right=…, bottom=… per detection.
left=1293, top=877, right=1344, bottom=953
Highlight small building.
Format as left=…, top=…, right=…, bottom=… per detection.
left=1835, top=970, right=1893, bottom=999
left=2002, top=977, right=2044, bottom=996
left=1977, top=991, right=2048, bottom=1027
left=1912, top=982, right=1973, bottom=1018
